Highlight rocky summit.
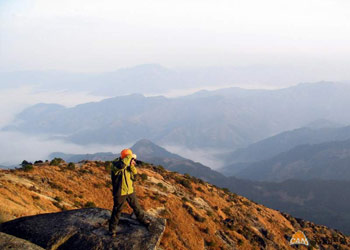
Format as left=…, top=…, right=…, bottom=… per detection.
left=1, top=160, right=350, bottom=249
left=0, top=208, right=165, bottom=250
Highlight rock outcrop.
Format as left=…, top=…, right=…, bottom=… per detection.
left=0, top=232, right=45, bottom=250
left=0, top=208, right=166, bottom=250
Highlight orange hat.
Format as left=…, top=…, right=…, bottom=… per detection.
left=120, top=148, right=132, bottom=159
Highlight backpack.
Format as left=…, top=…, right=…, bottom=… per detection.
left=112, top=157, right=126, bottom=172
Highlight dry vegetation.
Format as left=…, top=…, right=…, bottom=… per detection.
left=0, top=161, right=349, bottom=249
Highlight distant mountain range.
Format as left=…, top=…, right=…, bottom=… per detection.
left=220, top=125, right=350, bottom=175
left=51, top=139, right=225, bottom=184
left=49, top=152, right=118, bottom=163
left=233, top=138, right=350, bottom=182
left=50, top=139, right=350, bottom=234
left=2, top=64, right=340, bottom=96
left=5, top=81, right=350, bottom=149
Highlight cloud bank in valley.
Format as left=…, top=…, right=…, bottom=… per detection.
left=0, top=131, right=127, bottom=166
left=0, top=87, right=111, bottom=166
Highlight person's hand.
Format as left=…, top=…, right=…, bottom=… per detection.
left=130, top=158, right=136, bottom=166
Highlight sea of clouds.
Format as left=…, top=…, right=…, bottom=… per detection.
left=0, top=86, right=226, bottom=169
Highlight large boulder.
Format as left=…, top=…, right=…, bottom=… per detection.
left=0, top=232, right=45, bottom=250
left=0, top=208, right=166, bottom=250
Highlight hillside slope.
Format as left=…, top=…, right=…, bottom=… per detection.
left=50, top=140, right=350, bottom=235
left=0, top=161, right=349, bottom=249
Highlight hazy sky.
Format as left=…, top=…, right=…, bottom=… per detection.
left=1, top=0, right=350, bottom=73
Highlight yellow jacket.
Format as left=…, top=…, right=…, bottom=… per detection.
left=111, top=155, right=137, bottom=196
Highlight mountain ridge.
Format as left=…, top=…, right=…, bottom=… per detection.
left=6, top=81, right=350, bottom=149
left=48, top=139, right=350, bottom=235
left=220, top=125, right=350, bottom=175
left=0, top=161, right=349, bottom=249
left=234, top=138, right=350, bottom=182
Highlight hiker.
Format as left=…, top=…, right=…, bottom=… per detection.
left=109, top=148, right=150, bottom=235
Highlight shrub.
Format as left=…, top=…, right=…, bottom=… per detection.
left=104, top=161, right=112, bottom=172
left=201, top=227, right=209, bottom=234
left=196, top=186, right=205, bottom=193
left=222, top=207, right=231, bottom=216
left=54, top=196, right=62, bottom=202
left=52, top=201, right=64, bottom=210
left=151, top=193, right=160, bottom=201
left=20, top=160, right=33, bottom=172
left=34, top=160, right=43, bottom=165
left=21, top=160, right=30, bottom=166
left=159, top=208, right=169, bottom=216
left=242, top=200, right=251, bottom=206
left=49, top=181, right=63, bottom=191
left=67, top=162, right=75, bottom=170
left=205, top=240, right=216, bottom=247
left=93, top=183, right=103, bottom=189
left=156, top=182, right=167, bottom=191
left=177, top=178, right=192, bottom=189
left=139, top=173, right=148, bottom=181
left=50, top=158, right=64, bottom=166
left=181, top=197, right=189, bottom=202
left=152, top=165, right=165, bottom=174
left=32, top=195, right=40, bottom=200
left=78, top=169, right=89, bottom=174
left=194, top=214, right=206, bottom=222
left=74, top=200, right=83, bottom=208
left=183, top=203, right=206, bottom=223
left=84, top=201, right=96, bottom=208
left=198, top=179, right=205, bottom=185
left=206, top=210, right=213, bottom=217
left=22, top=164, right=34, bottom=172
left=53, top=201, right=60, bottom=208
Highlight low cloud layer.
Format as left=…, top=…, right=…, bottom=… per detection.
left=0, top=86, right=227, bottom=168
left=0, top=87, right=112, bottom=166
left=0, top=86, right=108, bottom=128
left=162, top=145, right=228, bottom=170
left=0, top=131, right=128, bottom=167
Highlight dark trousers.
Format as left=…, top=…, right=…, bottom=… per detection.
left=109, top=192, right=145, bottom=233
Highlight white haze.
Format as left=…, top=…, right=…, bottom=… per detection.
left=1, top=0, right=349, bottom=167
left=0, top=87, right=111, bottom=166
left=1, top=0, right=350, bottom=75
left=0, top=86, right=229, bottom=167
left=0, top=131, right=128, bottom=167
left=144, top=83, right=281, bottom=98
left=162, top=145, right=228, bottom=170
left=0, top=86, right=108, bottom=127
